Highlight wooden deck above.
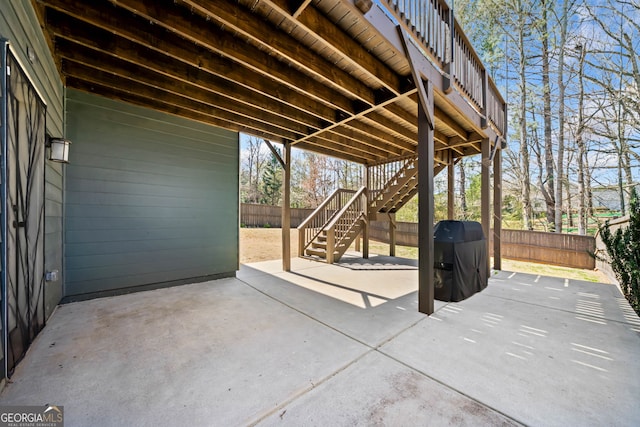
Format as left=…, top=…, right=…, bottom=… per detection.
left=34, top=0, right=506, bottom=165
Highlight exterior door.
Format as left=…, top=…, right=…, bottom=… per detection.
left=2, top=47, right=46, bottom=377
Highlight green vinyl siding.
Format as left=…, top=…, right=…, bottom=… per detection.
left=64, top=89, right=239, bottom=297
left=1, top=1, right=65, bottom=317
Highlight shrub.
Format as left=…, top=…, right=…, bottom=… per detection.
left=600, top=188, right=640, bottom=315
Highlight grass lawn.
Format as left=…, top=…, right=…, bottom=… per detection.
left=367, top=240, right=611, bottom=283
left=241, top=228, right=612, bottom=283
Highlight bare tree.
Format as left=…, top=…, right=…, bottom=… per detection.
left=538, top=0, right=556, bottom=230
left=587, top=0, right=639, bottom=214
left=299, top=153, right=336, bottom=207
left=554, top=0, right=573, bottom=232
left=517, top=0, right=534, bottom=230
left=575, top=43, right=588, bottom=234
left=241, top=136, right=267, bottom=203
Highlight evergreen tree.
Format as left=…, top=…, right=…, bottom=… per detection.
left=261, top=149, right=282, bottom=206
left=600, top=188, right=640, bottom=315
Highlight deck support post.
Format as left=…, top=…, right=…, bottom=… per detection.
left=481, top=138, right=491, bottom=274
left=448, top=150, right=455, bottom=219
left=417, top=98, right=435, bottom=315
left=281, top=142, right=291, bottom=271
left=398, top=25, right=435, bottom=315
left=493, top=145, right=502, bottom=270
left=418, top=93, right=435, bottom=314
left=363, top=165, right=370, bottom=259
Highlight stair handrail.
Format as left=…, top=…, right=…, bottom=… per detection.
left=297, top=188, right=356, bottom=256
left=369, top=156, right=418, bottom=208
left=325, top=186, right=367, bottom=230
left=324, top=186, right=367, bottom=263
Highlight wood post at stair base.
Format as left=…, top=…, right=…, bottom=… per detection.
left=326, top=229, right=335, bottom=264
left=364, top=166, right=370, bottom=259
left=389, top=213, right=396, bottom=256
left=282, top=142, right=291, bottom=271
left=362, top=217, right=369, bottom=259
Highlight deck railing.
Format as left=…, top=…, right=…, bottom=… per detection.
left=387, top=0, right=450, bottom=65
left=384, top=0, right=507, bottom=136
left=486, top=79, right=506, bottom=136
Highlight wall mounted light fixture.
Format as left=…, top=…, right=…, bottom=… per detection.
left=46, top=136, right=71, bottom=163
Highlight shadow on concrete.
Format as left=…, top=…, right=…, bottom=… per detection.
left=1, top=257, right=638, bottom=426
left=335, top=253, right=418, bottom=270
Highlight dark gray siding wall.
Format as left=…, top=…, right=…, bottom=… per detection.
left=1, top=1, right=65, bottom=317
left=64, top=89, right=239, bottom=297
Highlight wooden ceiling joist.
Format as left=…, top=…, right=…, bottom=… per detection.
left=64, top=65, right=301, bottom=141
left=327, top=127, right=406, bottom=158
left=303, top=138, right=379, bottom=163
left=61, top=60, right=306, bottom=140
left=35, top=0, right=504, bottom=166
left=176, top=0, right=378, bottom=107
left=361, top=114, right=416, bottom=146
left=251, top=0, right=402, bottom=94
left=44, top=6, right=342, bottom=125
left=343, top=121, right=416, bottom=153
left=67, top=78, right=286, bottom=142
left=110, top=0, right=371, bottom=113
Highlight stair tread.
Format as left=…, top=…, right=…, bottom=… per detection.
left=305, top=247, right=339, bottom=257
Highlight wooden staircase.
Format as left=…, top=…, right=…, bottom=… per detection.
left=304, top=226, right=363, bottom=261
left=298, top=155, right=447, bottom=263
left=298, top=187, right=367, bottom=263
left=368, top=156, right=418, bottom=219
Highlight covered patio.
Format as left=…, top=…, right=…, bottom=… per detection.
left=32, top=0, right=508, bottom=315
left=2, top=256, right=638, bottom=426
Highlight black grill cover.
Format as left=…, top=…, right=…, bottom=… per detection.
left=433, top=220, right=488, bottom=302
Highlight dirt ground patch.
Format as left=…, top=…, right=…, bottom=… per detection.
left=240, top=228, right=299, bottom=263
left=240, top=228, right=611, bottom=283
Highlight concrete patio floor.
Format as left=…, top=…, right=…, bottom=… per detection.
left=1, top=255, right=639, bottom=426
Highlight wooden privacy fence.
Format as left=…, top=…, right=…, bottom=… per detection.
left=370, top=222, right=596, bottom=270
left=241, top=203, right=314, bottom=228
left=370, top=221, right=419, bottom=247
left=243, top=205, right=598, bottom=270
left=490, top=229, right=595, bottom=270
